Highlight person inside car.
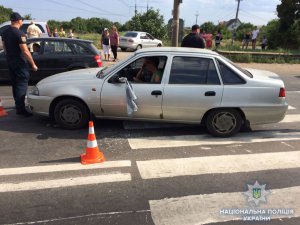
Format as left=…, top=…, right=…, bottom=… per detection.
left=32, top=43, right=40, bottom=55
left=133, top=57, right=162, bottom=83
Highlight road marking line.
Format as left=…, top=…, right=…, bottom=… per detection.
left=128, top=131, right=300, bottom=149
left=0, top=161, right=131, bottom=176
left=288, top=105, right=296, bottom=109
left=150, top=186, right=300, bottom=225
left=0, top=173, right=131, bottom=192
left=137, top=151, right=300, bottom=179
left=6, top=209, right=150, bottom=225
left=281, top=114, right=300, bottom=123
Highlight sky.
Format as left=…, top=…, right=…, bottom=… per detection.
left=0, top=0, right=281, bottom=27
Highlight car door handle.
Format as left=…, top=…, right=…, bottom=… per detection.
left=205, top=91, right=216, bottom=96
left=151, top=90, right=162, bottom=95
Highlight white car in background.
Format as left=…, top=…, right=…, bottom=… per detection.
left=0, top=20, right=51, bottom=50
left=119, top=31, right=162, bottom=51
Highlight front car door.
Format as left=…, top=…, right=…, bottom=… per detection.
left=100, top=54, right=168, bottom=120
left=162, top=55, right=223, bottom=122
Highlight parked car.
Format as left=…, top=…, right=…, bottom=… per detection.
left=0, top=37, right=102, bottom=82
left=0, top=20, right=51, bottom=50
left=27, top=47, right=288, bottom=137
left=119, top=31, right=162, bottom=51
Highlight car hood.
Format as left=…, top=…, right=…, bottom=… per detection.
left=38, top=68, right=102, bottom=84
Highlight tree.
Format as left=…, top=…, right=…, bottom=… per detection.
left=23, top=14, right=32, bottom=20
left=126, top=9, right=167, bottom=39
left=276, top=0, right=300, bottom=48
left=0, top=5, right=13, bottom=24
left=200, top=22, right=215, bottom=34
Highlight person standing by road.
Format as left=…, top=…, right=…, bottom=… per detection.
left=101, top=28, right=110, bottom=61
left=251, top=26, right=260, bottom=50
left=181, top=24, right=205, bottom=48
left=27, top=20, right=42, bottom=52
left=27, top=21, right=42, bottom=38
left=52, top=27, right=58, bottom=37
left=214, top=30, right=223, bottom=48
left=2, top=12, right=38, bottom=116
left=110, top=25, right=119, bottom=62
left=58, top=27, right=66, bottom=37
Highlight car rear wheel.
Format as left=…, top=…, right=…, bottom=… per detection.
left=54, top=98, right=89, bottom=129
left=157, top=44, right=162, bottom=47
left=205, top=109, right=242, bottom=137
left=121, top=48, right=127, bottom=52
left=136, top=45, right=142, bottom=50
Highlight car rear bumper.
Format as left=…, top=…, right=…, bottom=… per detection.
left=242, top=104, right=288, bottom=125
left=27, top=94, right=53, bottom=116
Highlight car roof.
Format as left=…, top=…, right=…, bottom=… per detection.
left=28, top=37, right=93, bottom=43
left=0, top=20, right=47, bottom=26
left=135, top=47, right=219, bottom=56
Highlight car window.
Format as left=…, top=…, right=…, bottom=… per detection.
left=124, top=32, right=138, bottom=38
left=146, top=33, right=154, bottom=39
left=20, top=24, right=45, bottom=34
left=116, top=56, right=167, bottom=83
left=69, top=42, right=91, bottom=54
left=43, top=41, right=73, bottom=55
left=217, top=60, right=246, bottom=84
left=169, top=56, right=221, bottom=85
left=140, top=35, right=148, bottom=39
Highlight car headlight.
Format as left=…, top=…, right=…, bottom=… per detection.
left=30, top=86, right=39, bottom=96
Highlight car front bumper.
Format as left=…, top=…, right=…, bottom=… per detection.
left=27, top=94, right=54, bottom=117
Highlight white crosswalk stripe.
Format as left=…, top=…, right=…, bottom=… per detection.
left=137, top=151, right=300, bottom=179
left=128, top=130, right=300, bottom=149
left=150, top=186, right=300, bottom=225
left=0, top=173, right=131, bottom=192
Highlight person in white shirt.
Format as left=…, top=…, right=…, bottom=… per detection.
left=251, top=26, right=259, bottom=50
left=27, top=21, right=42, bottom=38
left=27, top=21, right=42, bottom=52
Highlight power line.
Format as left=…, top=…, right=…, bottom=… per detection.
left=76, top=0, right=125, bottom=16
left=47, top=0, right=125, bottom=17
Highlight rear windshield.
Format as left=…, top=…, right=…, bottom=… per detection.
left=220, top=55, right=253, bottom=78
left=124, top=32, right=138, bottom=38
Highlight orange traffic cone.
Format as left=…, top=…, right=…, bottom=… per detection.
left=0, top=99, right=8, bottom=117
left=81, top=121, right=105, bottom=165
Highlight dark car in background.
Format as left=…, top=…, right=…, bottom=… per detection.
left=0, top=37, right=102, bottom=82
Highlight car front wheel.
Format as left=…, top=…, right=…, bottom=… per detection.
left=121, top=48, right=127, bottom=52
left=205, top=109, right=242, bottom=137
left=54, top=98, right=89, bottom=129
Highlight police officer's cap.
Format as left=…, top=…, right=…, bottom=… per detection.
left=192, top=24, right=200, bottom=31
left=10, top=12, right=24, bottom=22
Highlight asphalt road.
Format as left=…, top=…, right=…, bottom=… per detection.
left=0, top=58, right=300, bottom=225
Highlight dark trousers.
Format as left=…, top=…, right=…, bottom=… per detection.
left=111, top=45, right=118, bottom=60
left=7, top=59, right=30, bottom=112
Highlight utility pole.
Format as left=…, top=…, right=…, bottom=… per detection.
left=171, top=0, right=181, bottom=47
left=135, top=0, right=137, bottom=17
left=231, top=0, right=241, bottom=45
left=195, top=11, right=199, bottom=24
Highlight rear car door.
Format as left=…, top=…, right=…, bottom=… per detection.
left=162, top=55, right=223, bottom=122
left=34, top=40, right=75, bottom=80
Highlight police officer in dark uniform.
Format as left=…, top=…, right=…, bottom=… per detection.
left=181, top=24, right=205, bottom=49
left=2, top=12, right=38, bottom=116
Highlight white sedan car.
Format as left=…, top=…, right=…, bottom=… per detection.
left=28, top=47, right=288, bottom=137
left=119, top=31, right=162, bottom=51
